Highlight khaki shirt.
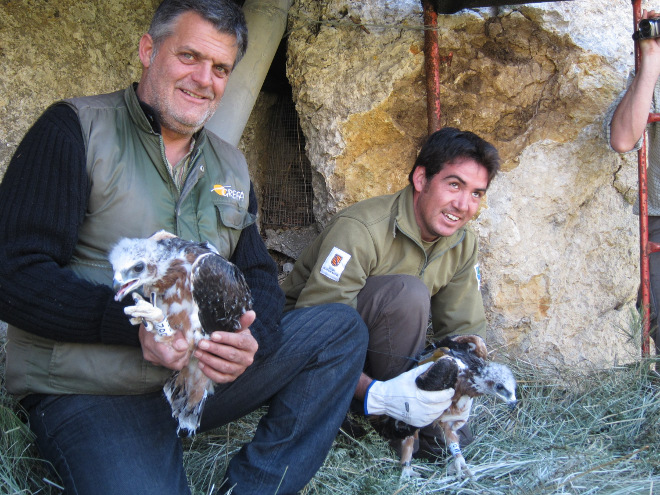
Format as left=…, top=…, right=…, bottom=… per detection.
left=282, top=185, right=486, bottom=338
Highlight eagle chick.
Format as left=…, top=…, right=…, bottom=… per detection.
left=109, top=230, right=252, bottom=434
left=381, top=335, right=517, bottom=479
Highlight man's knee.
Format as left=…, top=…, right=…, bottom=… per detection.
left=284, top=303, right=368, bottom=356
left=359, top=274, right=430, bottom=317
left=324, top=303, right=369, bottom=350
left=388, top=275, right=429, bottom=315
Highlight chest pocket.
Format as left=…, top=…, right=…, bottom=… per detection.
left=214, top=196, right=256, bottom=230
left=209, top=196, right=256, bottom=257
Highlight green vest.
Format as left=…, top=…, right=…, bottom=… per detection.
left=6, top=86, right=255, bottom=397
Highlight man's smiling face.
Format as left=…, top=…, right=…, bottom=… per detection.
left=137, top=11, right=238, bottom=138
left=411, top=158, right=489, bottom=241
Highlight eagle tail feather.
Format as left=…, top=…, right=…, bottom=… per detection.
left=163, top=367, right=214, bottom=435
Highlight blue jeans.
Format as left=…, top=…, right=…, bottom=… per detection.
left=25, top=303, right=367, bottom=495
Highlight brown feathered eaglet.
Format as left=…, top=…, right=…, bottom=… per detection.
left=380, top=334, right=517, bottom=479
left=109, top=230, right=253, bottom=434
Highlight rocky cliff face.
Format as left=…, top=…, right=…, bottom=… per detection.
left=0, top=0, right=644, bottom=366
left=0, top=0, right=160, bottom=169
left=286, top=0, right=642, bottom=366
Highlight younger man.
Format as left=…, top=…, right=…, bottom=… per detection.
left=283, top=127, right=500, bottom=457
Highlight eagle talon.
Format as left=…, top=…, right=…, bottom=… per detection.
left=124, top=294, right=167, bottom=332
left=400, top=465, right=420, bottom=479
left=448, top=454, right=474, bottom=480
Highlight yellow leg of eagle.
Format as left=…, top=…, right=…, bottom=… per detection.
left=400, top=430, right=420, bottom=479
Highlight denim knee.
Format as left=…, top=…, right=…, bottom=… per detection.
left=310, top=303, right=368, bottom=363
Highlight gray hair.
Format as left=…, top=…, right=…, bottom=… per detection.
left=148, top=0, right=248, bottom=67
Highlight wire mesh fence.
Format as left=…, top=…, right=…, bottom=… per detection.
left=261, top=95, right=314, bottom=229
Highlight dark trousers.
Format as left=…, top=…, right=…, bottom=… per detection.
left=357, top=274, right=430, bottom=381
left=24, top=303, right=368, bottom=495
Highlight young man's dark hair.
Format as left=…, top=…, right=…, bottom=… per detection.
left=409, top=127, right=501, bottom=186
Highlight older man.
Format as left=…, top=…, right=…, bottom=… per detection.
left=0, top=1, right=367, bottom=493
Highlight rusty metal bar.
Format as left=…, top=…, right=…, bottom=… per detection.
left=632, top=0, right=652, bottom=357
left=639, top=142, right=651, bottom=358
left=423, top=0, right=442, bottom=134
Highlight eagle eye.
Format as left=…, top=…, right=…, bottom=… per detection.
left=133, top=261, right=146, bottom=274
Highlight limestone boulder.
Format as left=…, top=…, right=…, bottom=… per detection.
left=0, top=0, right=644, bottom=367
left=287, top=0, right=641, bottom=366
left=0, top=0, right=159, bottom=170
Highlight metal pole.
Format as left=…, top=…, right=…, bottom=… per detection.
left=423, top=0, right=442, bottom=134
left=632, top=0, right=652, bottom=357
left=206, top=0, right=293, bottom=146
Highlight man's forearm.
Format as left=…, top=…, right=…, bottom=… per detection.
left=354, top=372, right=373, bottom=401
left=610, top=23, right=660, bottom=152
left=610, top=67, right=659, bottom=152
left=0, top=104, right=138, bottom=346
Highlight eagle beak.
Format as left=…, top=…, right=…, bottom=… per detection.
left=113, top=276, right=141, bottom=302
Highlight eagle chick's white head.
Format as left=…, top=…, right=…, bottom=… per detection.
left=472, top=361, right=517, bottom=409
left=109, top=234, right=173, bottom=301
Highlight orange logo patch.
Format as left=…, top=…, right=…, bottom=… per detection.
left=211, top=185, right=228, bottom=196
left=211, top=184, right=245, bottom=201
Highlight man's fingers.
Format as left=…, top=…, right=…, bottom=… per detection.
left=239, top=310, right=256, bottom=329
left=196, top=335, right=256, bottom=368
left=196, top=355, right=244, bottom=383
left=194, top=328, right=258, bottom=383
left=207, top=328, right=258, bottom=354
left=139, top=324, right=189, bottom=370
left=171, top=336, right=189, bottom=352
left=195, top=344, right=252, bottom=383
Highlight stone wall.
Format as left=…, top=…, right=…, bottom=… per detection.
left=286, top=0, right=643, bottom=366
left=0, top=0, right=646, bottom=366
left=0, top=0, right=160, bottom=169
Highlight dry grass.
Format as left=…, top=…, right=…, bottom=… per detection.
left=0, top=341, right=62, bottom=494
left=2, top=337, right=659, bottom=495
left=301, top=357, right=660, bottom=495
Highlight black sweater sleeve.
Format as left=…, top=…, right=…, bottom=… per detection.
left=229, top=184, right=284, bottom=356
left=0, top=104, right=138, bottom=346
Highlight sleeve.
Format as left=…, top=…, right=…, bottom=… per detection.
left=289, top=216, right=376, bottom=310
left=430, top=238, right=486, bottom=339
left=0, top=104, right=138, bottom=346
left=604, top=71, right=645, bottom=153
left=229, top=183, right=284, bottom=355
